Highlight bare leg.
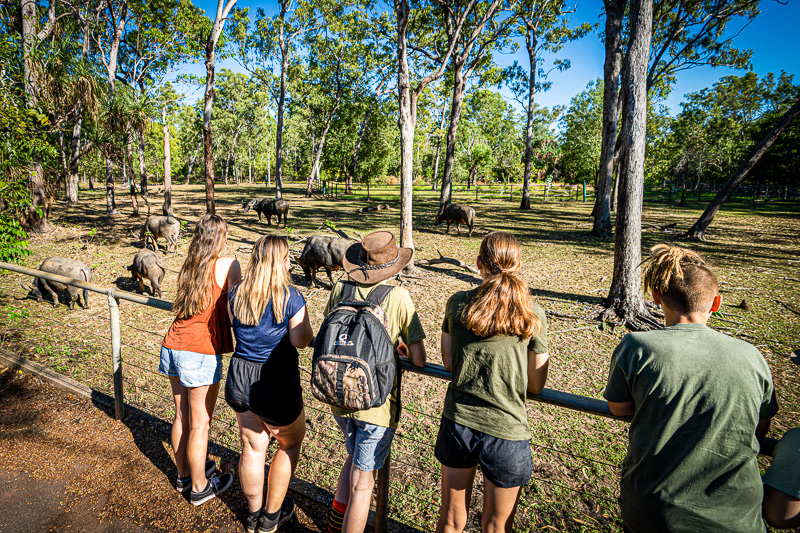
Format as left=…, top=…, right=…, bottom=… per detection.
left=436, top=464, right=477, bottom=533
left=333, top=455, right=354, bottom=505
left=168, top=376, right=190, bottom=478
left=341, top=464, right=376, bottom=533
left=481, top=477, right=522, bottom=533
left=264, top=411, right=305, bottom=513
left=188, top=382, right=220, bottom=492
left=237, top=410, right=270, bottom=512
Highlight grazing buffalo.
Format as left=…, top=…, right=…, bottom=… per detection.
left=21, top=257, right=92, bottom=309
left=296, top=236, right=350, bottom=288
left=128, top=249, right=168, bottom=298
left=243, top=198, right=289, bottom=226
left=434, top=204, right=475, bottom=237
left=140, top=215, right=180, bottom=253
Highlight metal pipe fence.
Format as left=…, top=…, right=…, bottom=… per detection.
left=0, top=261, right=778, bottom=531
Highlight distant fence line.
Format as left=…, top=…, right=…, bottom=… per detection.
left=0, top=261, right=779, bottom=532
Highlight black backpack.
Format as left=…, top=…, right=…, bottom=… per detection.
left=311, top=282, right=400, bottom=416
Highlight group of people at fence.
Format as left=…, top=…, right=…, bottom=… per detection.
left=156, top=213, right=799, bottom=533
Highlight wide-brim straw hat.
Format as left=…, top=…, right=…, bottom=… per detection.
left=342, top=230, right=413, bottom=285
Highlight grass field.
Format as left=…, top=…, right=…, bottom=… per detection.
left=1, top=181, right=799, bottom=532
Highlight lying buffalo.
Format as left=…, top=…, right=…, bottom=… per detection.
left=140, top=215, right=180, bottom=253
left=434, top=204, right=475, bottom=237
left=296, top=236, right=350, bottom=288
left=128, top=249, right=168, bottom=298
left=243, top=198, right=289, bottom=226
left=21, top=257, right=92, bottom=309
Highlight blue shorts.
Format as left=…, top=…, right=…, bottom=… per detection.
left=434, top=416, right=532, bottom=488
left=159, top=346, right=223, bottom=387
left=334, top=415, right=395, bottom=472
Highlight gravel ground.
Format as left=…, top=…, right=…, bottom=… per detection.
left=0, top=365, right=329, bottom=533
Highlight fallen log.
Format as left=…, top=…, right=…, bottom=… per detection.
left=416, top=248, right=480, bottom=275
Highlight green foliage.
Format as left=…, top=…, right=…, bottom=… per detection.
left=559, top=80, right=603, bottom=183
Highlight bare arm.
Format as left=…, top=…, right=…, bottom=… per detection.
left=756, top=418, right=772, bottom=442
left=763, top=486, right=800, bottom=530
left=527, top=351, right=550, bottom=394
left=440, top=332, right=452, bottom=371
left=406, top=340, right=427, bottom=367
left=226, top=258, right=242, bottom=288
left=288, top=306, right=313, bottom=349
left=607, top=400, right=635, bottom=417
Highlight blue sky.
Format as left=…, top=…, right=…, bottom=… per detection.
left=188, top=0, right=800, bottom=116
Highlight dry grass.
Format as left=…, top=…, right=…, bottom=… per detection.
left=1, top=181, right=798, bottom=532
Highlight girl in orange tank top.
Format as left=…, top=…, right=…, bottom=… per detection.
left=158, top=214, right=241, bottom=505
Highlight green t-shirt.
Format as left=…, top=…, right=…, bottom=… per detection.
left=323, top=280, right=426, bottom=429
left=603, top=323, right=778, bottom=533
left=441, top=288, right=548, bottom=441
left=763, top=427, right=800, bottom=499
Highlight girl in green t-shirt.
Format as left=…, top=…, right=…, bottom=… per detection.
left=435, top=231, right=550, bottom=533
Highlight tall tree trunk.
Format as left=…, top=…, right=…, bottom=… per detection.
left=102, top=0, right=127, bottom=216
left=21, top=0, right=48, bottom=231
left=202, top=0, right=238, bottom=212
left=67, top=112, right=82, bottom=206
left=396, top=0, right=416, bottom=270
left=248, top=134, right=252, bottom=184
left=128, top=136, right=139, bottom=215
left=432, top=98, right=447, bottom=191
left=138, top=130, right=148, bottom=197
left=604, top=0, right=655, bottom=326
left=203, top=50, right=216, bottom=213
left=520, top=33, right=537, bottom=210
left=274, top=30, right=288, bottom=200
left=162, top=107, right=172, bottom=216
left=185, top=136, right=202, bottom=185
left=687, top=97, right=800, bottom=241
left=592, top=0, right=625, bottom=237
left=438, top=61, right=466, bottom=214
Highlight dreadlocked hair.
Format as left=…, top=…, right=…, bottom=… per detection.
left=642, top=244, right=719, bottom=314
left=461, top=232, right=541, bottom=339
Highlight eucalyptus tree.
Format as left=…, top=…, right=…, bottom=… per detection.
left=594, top=0, right=763, bottom=236
left=436, top=0, right=521, bottom=214
left=230, top=0, right=336, bottom=199
left=118, top=0, right=206, bottom=205
left=158, top=83, right=183, bottom=215
left=603, top=0, right=657, bottom=327
left=394, top=0, right=471, bottom=263
left=202, top=0, right=237, bottom=214
left=507, top=0, right=592, bottom=209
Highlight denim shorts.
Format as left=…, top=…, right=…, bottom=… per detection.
left=159, top=346, right=223, bottom=387
left=434, top=416, right=532, bottom=488
left=334, top=415, right=395, bottom=472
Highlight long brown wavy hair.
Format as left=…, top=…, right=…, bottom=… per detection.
left=642, top=244, right=718, bottom=314
left=461, top=232, right=540, bottom=339
left=232, top=235, right=292, bottom=326
left=172, top=214, right=228, bottom=319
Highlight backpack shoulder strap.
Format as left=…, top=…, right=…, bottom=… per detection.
left=364, top=284, right=393, bottom=307
left=339, top=280, right=357, bottom=302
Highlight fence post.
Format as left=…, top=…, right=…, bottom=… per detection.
left=375, top=456, right=391, bottom=533
left=107, top=293, right=125, bottom=420
left=475, top=185, right=479, bottom=202
left=583, top=181, right=586, bottom=202
left=509, top=185, right=514, bottom=201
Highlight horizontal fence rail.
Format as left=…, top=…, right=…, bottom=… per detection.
left=1, top=260, right=779, bottom=531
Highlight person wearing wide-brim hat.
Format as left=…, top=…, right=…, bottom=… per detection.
left=323, top=230, right=428, bottom=533
left=761, top=350, right=800, bottom=530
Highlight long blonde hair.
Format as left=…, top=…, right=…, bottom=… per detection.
left=642, top=244, right=718, bottom=313
left=462, top=232, right=540, bottom=339
left=232, top=235, right=292, bottom=326
left=172, top=214, right=227, bottom=319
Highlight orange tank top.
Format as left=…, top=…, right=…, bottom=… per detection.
left=162, top=280, right=234, bottom=355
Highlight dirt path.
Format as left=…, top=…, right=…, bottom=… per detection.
left=0, top=365, right=329, bottom=533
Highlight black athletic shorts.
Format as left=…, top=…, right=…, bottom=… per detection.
left=224, top=352, right=303, bottom=428
left=434, top=416, right=532, bottom=489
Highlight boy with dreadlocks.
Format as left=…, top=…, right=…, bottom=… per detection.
left=603, top=244, right=778, bottom=533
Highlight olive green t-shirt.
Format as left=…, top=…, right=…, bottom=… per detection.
left=323, top=280, right=426, bottom=429
left=763, top=427, right=800, bottom=499
left=603, top=323, right=778, bottom=533
left=441, top=288, right=548, bottom=441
